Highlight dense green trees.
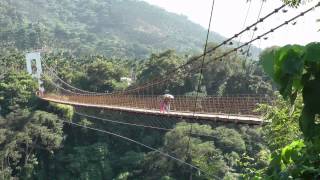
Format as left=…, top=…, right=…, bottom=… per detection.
left=258, top=42, right=320, bottom=179
left=258, top=95, right=302, bottom=151
left=0, top=0, right=232, bottom=58
left=83, top=59, right=128, bottom=92
left=0, top=110, right=63, bottom=179
left=0, top=41, right=276, bottom=179
left=137, top=50, right=188, bottom=94
left=0, top=72, right=38, bottom=116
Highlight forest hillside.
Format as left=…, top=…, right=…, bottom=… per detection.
left=0, top=0, right=261, bottom=58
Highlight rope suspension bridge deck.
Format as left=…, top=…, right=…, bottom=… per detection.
left=39, top=93, right=271, bottom=125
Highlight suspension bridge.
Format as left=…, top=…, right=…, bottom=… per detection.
left=39, top=93, right=271, bottom=125
left=15, top=1, right=320, bottom=177
left=24, top=2, right=318, bottom=127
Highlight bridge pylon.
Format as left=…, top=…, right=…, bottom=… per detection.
left=25, top=51, right=43, bottom=88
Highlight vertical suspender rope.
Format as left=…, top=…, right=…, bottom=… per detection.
left=246, top=0, right=265, bottom=57
left=186, top=0, right=216, bottom=179
left=237, top=0, right=253, bottom=47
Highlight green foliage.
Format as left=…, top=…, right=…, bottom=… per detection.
left=260, top=42, right=320, bottom=140
left=260, top=42, right=320, bottom=179
left=0, top=0, right=231, bottom=58
left=48, top=102, right=74, bottom=121
left=223, top=72, right=272, bottom=95
left=266, top=139, right=320, bottom=179
left=212, top=127, right=246, bottom=154
left=115, top=172, right=130, bottom=180
left=203, top=48, right=273, bottom=96
left=282, top=0, right=303, bottom=7
left=238, top=150, right=270, bottom=179
left=0, top=72, right=38, bottom=116
left=84, top=58, right=128, bottom=92
left=0, top=110, right=63, bottom=179
left=53, top=143, right=113, bottom=180
left=137, top=50, right=186, bottom=94
left=257, top=95, right=302, bottom=151
left=139, top=122, right=267, bottom=179
left=141, top=122, right=228, bottom=179
left=259, top=46, right=279, bottom=79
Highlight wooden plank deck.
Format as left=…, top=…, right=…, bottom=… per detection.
left=41, top=97, right=264, bottom=125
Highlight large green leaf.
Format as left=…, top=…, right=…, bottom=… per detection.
left=260, top=47, right=277, bottom=79
left=281, top=140, right=305, bottom=164
left=304, top=42, right=320, bottom=63
left=273, top=45, right=304, bottom=99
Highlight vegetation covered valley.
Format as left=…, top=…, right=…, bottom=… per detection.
left=0, top=46, right=274, bottom=179
left=0, top=0, right=320, bottom=179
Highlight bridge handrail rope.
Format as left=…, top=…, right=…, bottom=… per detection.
left=42, top=60, right=272, bottom=120
left=43, top=73, right=90, bottom=95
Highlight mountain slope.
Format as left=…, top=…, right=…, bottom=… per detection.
left=0, top=0, right=231, bottom=58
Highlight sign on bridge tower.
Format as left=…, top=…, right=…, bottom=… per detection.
left=25, top=52, right=43, bottom=86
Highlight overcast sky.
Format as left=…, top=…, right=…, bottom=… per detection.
left=143, top=0, right=319, bottom=49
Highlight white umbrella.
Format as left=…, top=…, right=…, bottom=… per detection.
left=163, top=94, right=174, bottom=99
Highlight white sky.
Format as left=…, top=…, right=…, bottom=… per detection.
left=142, top=0, right=320, bottom=49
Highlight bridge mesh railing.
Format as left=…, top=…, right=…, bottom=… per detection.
left=40, top=91, right=273, bottom=117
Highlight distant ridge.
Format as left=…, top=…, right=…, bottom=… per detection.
left=0, top=0, right=260, bottom=58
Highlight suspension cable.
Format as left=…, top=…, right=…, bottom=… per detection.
left=62, top=120, right=219, bottom=179
left=186, top=0, right=216, bottom=178
left=74, top=111, right=217, bottom=138
left=42, top=60, right=105, bottom=94
left=123, top=4, right=286, bottom=94
left=237, top=0, right=253, bottom=46
left=211, top=1, right=320, bottom=63
left=245, top=0, right=265, bottom=57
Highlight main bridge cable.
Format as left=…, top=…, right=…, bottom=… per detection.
left=40, top=4, right=286, bottom=95
left=43, top=72, right=88, bottom=95
left=74, top=111, right=217, bottom=138
left=61, top=120, right=220, bottom=180
left=123, top=4, right=286, bottom=94
left=211, top=1, right=320, bottom=63
left=42, top=60, right=106, bottom=95
left=137, top=2, right=320, bottom=83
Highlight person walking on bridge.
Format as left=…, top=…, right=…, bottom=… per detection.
left=39, top=86, right=45, bottom=96
left=160, top=91, right=174, bottom=113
